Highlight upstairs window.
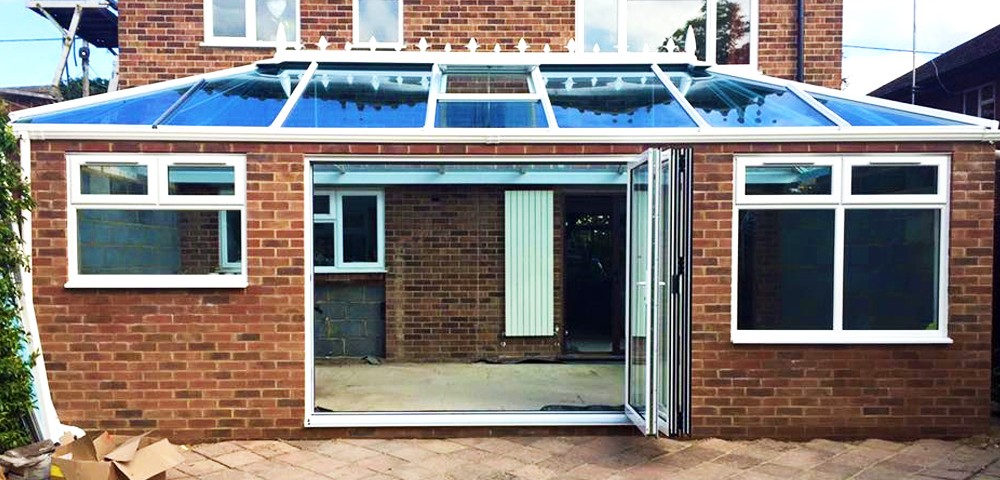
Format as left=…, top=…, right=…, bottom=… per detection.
left=354, top=0, right=404, bottom=48
left=963, top=83, right=996, bottom=120
left=205, top=0, right=300, bottom=45
left=577, top=0, right=756, bottom=65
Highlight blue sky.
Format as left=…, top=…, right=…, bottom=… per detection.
left=0, top=0, right=999, bottom=93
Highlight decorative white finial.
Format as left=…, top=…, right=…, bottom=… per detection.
left=317, top=36, right=329, bottom=51
left=369, top=35, right=378, bottom=51
left=345, top=41, right=354, bottom=51
left=279, top=72, right=292, bottom=97
left=565, top=38, right=577, bottom=53
left=517, top=38, right=528, bottom=53
left=275, top=24, right=288, bottom=52
left=494, top=43, right=501, bottom=53
left=467, top=38, right=479, bottom=52
left=684, top=26, right=697, bottom=55
left=347, top=73, right=355, bottom=85
left=543, top=43, right=551, bottom=53
left=420, top=76, right=429, bottom=90
left=666, top=38, right=676, bottom=52
left=613, top=77, right=624, bottom=91
left=320, top=73, right=330, bottom=89
left=563, top=77, right=575, bottom=90
left=592, top=43, right=601, bottom=53
left=444, top=43, right=452, bottom=52
left=371, top=75, right=381, bottom=91
left=591, top=76, right=598, bottom=87
left=417, top=37, right=429, bottom=52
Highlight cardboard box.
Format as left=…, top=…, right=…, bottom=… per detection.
left=51, top=433, right=182, bottom=480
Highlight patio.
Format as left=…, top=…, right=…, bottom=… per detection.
left=169, top=435, right=1000, bottom=480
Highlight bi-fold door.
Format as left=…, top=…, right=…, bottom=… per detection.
left=624, top=148, right=693, bottom=436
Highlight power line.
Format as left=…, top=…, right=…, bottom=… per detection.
left=0, top=37, right=63, bottom=43
left=843, top=44, right=941, bottom=55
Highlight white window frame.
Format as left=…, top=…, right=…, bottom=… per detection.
left=962, top=82, right=996, bottom=120
left=66, top=153, right=248, bottom=289
left=218, top=210, right=242, bottom=273
left=203, top=0, right=302, bottom=47
left=352, top=0, right=405, bottom=50
left=313, top=189, right=385, bottom=273
left=734, top=156, right=840, bottom=205
left=575, top=0, right=759, bottom=67
left=731, top=154, right=951, bottom=344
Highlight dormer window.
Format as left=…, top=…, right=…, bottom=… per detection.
left=204, top=0, right=300, bottom=46
left=577, top=0, right=757, bottom=65
left=353, top=0, right=404, bottom=49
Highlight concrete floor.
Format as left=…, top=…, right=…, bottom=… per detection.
left=314, top=362, right=624, bottom=412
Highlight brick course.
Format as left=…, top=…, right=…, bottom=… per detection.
left=30, top=140, right=991, bottom=442
left=118, top=0, right=842, bottom=89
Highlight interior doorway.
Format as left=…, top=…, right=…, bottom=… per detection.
left=563, top=194, right=626, bottom=356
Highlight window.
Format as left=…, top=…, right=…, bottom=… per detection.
left=733, top=155, right=949, bottom=343
left=204, top=0, right=299, bottom=45
left=67, top=154, right=246, bottom=288
left=577, top=0, right=757, bottom=65
left=353, top=0, right=404, bottom=48
left=963, top=83, right=996, bottom=120
left=313, top=190, right=385, bottom=272
left=434, top=67, right=549, bottom=128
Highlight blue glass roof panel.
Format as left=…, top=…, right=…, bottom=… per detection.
left=541, top=66, right=696, bottom=128
left=18, top=85, right=190, bottom=125
left=284, top=65, right=431, bottom=128
left=678, top=72, right=834, bottom=128
left=435, top=101, right=547, bottom=128
left=812, top=93, right=968, bottom=127
left=161, top=69, right=306, bottom=127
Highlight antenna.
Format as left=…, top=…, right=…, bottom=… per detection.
left=911, top=0, right=917, bottom=104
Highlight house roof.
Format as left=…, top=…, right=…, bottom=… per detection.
left=870, top=24, right=1000, bottom=100
left=11, top=50, right=999, bottom=144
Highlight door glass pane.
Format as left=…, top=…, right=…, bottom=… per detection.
left=657, top=157, right=671, bottom=417
left=213, top=0, right=246, bottom=37
left=628, top=163, right=650, bottom=416
left=844, top=209, right=939, bottom=330
left=314, top=222, right=336, bottom=267
left=342, top=195, right=378, bottom=263
left=717, top=0, right=751, bottom=64
left=357, top=0, right=401, bottom=43
left=582, top=0, right=618, bottom=53
left=627, top=0, right=706, bottom=56
left=80, top=164, right=148, bottom=195
left=745, top=166, right=832, bottom=195
left=313, top=194, right=331, bottom=215
left=851, top=166, right=937, bottom=195
left=737, top=209, right=834, bottom=330
left=168, top=166, right=236, bottom=195
left=256, top=0, right=297, bottom=42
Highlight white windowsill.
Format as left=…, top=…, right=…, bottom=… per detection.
left=65, top=274, right=249, bottom=289
left=731, top=331, right=953, bottom=345
left=200, top=40, right=301, bottom=49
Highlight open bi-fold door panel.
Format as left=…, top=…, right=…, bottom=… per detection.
left=625, top=148, right=692, bottom=436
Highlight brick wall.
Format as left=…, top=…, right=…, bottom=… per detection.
left=384, top=186, right=564, bottom=361
left=118, top=0, right=841, bottom=89
left=30, top=140, right=990, bottom=441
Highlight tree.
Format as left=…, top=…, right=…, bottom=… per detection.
left=59, top=77, right=110, bottom=101
left=659, top=0, right=750, bottom=64
left=0, top=100, right=37, bottom=451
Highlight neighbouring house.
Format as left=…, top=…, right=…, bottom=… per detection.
left=0, top=87, right=56, bottom=111
left=8, top=0, right=1000, bottom=443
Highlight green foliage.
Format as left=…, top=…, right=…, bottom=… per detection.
left=0, top=100, right=37, bottom=452
left=59, top=77, right=110, bottom=101
left=660, top=0, right=751, bottom=64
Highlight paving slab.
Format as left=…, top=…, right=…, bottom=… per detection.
left=166, top=436, right=1000, bottom=479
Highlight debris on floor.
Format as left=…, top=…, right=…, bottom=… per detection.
left=51, top=431, right=183, bottom=480
left=0, top=440, right=55, bottom=480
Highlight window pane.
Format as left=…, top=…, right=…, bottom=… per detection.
left=357, top=0, right=401, bottom=43
left=162, top=69, right=304, bottom=127
left=213, top=0, right=246, bottom=37
left=964, top=91, right=978, bottom=115
left=80, top=165, right=148, bottom=195
left=813, top=94, right=967, bottom=127
left=284, top=66, right=431, bottom=128
left=342, top=196, right=378, bottom=263
left=541, top=67, right=696, bottom=128
left=717, top=0, right=751, bottom=64
left=737, top=209, right=834, bottom=330
left=844, top=209, right=939, bottom=330
left=224, top=210, right=242, bottom=264
left=682, top=74, right=833, bottom=127
left=443, top=73, right=532, bottom=94
left=313, top=194, right=331, bottom=215
left=851, top=166, right=937, bottom=195
left=435, top=101, right=547, bottom=128
left=78, top=209, right=241, bottom=275
left=627, top=0, right=705, bottom=55
left=745, top=166, right=831, bottom=195
left=314, top=222, right=336, bottom=266
left=256, top=0, right=297, bottom=42
left=583, top=0, right=618, bottom=53
left=20, top=85, right=191, bottom=125
left=168, top=166, right=236, bottom=195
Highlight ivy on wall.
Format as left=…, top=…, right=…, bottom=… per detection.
left=0, top=100, right=37, bottom=451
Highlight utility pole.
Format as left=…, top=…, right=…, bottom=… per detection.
left=80, top=41, right=90, bottom=97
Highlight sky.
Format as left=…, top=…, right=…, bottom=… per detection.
left=0, top=0, right=999, bottom=94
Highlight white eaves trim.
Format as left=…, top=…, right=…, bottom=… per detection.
left=12, top=123, right=1000, bottom=144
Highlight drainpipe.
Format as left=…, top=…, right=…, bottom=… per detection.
left=796, top=0, right=805, bottom=82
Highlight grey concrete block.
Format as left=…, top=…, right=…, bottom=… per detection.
left=364, top=285, right=386, bottom=302
left=347, top=303, right=384, bottom=322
